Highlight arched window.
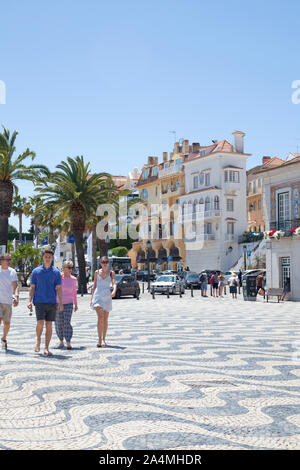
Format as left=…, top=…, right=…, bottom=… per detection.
left=214, top=195, right=220, bottom=210
left=205, top=196, right=210, bottom=211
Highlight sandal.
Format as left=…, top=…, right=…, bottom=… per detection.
left=43, top=350, right=53, bottom=357
left=34, top=345, right=40, bottom=353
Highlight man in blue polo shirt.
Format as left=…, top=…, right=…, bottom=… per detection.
left=28, top=246, right=63, bottom=356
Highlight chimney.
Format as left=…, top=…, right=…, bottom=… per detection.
left=169, top=152, right=174, bottom=160
left=147, top=156, right=158, bottom=165
left=174, top=142, right=179, bottom=154
left=232, top=130, right=245, bottom=153
left=192, top=142, right=200, bottom=153
left=262, top=156, right=271, bottom=165
left=182, top=139, right=189, bottom=154
left=163, top=152, right=168, bottom=162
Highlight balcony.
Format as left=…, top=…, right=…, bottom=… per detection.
left=183, top=209, right=221, bottom=222
left=184, top=233, right=216, bottom=243
left=159, top=165, right=182, bottom=179
left=269, top=219, right=300, bottom=233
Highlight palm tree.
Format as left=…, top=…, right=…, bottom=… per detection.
left=0, top=127, right=48, bottom=246
left=12, top=195, right=27, bottom=242
left=35, top=156, right=114, bottom=293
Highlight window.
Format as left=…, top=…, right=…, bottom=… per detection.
left=253, top=201, right=256, bottom=210
left=248, top=182, right=252, bottom=193
left=205, top=196, right=210, bottom=211
left=258, top=178, right=261, bottom=188
left=253, top=181, right=256, bottom=193
left=143, top=169, right=149, bottom=179
left=152, top=167, right=158, bottom=176
left=227, top=222, right=234, bottom=234
left=258, top=200, right=261, bottom=209
left=193, top=175, right=199, bottom=189
left=164, top=163, right=168, bottom=169
left=225, top=171, right=228, bottom=182
left=175, top=158, right=182, bottom=168
left=205, top=173, right=210, bottom=186
left=155, top=186, right=158, bottom=196
left=199, top=173, right=204, bottom=185
left=227, top=199, right=234, bottom=211
left=214, top=195, right=220, bottom=210
left=141, top=189, right=148, bottom=199
left=204, top=223, right=212, bottom=234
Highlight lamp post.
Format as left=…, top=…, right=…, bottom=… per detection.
left=146, top=240, right=151, bottom=291
left=243, top=245, right=247, bottom=271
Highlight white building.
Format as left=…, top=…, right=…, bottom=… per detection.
left=178, top=131, right=250, bottom=272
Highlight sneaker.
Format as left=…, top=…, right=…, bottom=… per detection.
left=1, top=338, right=7, bottom=350
left=58, top=342, right=64, bottom=349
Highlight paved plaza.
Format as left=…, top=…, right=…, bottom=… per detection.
left=0, top=288, right=300, bottom=450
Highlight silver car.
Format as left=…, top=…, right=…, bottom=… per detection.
left=151, top=275, right=185, bottom=295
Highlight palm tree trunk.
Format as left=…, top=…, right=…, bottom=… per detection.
left=34, top=216, right=39, bottom=238
left=92, top=224, right=97, bottom=275
left=74, top=231, right=87, bottom=294
left=49, top=225, right=54, bottom=244
left=0, top=216, right=9, bottom=247
left=99, top=238, right=108, bottom=257
left=18, top=213, right=22, bottom=243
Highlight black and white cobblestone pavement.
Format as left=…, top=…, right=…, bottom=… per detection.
left=0, top=289, right=300, bottom=450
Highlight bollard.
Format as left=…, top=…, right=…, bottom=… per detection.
left=167, top=287, right=170, bottom=298
left=81, top=284, right=84, bottom=297
left=191, top=285, right=194, bottom=297
left=179, top=288, right=182, bottom=298
left=224, top=285, right=227, bottom=295
left=142, top=282, right=144, bottom=294
left=152, top=289, right=155, bottom=299
left=210, top=284, right=213, bottom=296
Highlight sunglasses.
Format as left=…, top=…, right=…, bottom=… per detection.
left=65, top=266, right=73, bottom=269
left=101, top=261, right=109, bottom=264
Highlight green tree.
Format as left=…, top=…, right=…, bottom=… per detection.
left=35, top=156, right=113, bottom=293
left=11, top=244, right=43, bottom=287
left=12, top=195, right=27, bottom=242
left=111, top=246, right=128, bottom=257
left=0, top=127, right=48, bottom=246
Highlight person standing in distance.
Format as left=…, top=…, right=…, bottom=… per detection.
left=0, top=253, right=19, bottom=350
left=27, top=246, right=63, bottom=356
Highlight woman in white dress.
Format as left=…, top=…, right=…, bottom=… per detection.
left=90, top=256, right=116, bottom=347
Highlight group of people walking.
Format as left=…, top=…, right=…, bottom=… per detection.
left=0, top=246, right=116, bottom=356
left=198, top=270, right=242, bottom=299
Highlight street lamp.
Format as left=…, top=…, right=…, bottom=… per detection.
left=146, top=240, right=151, bottom=291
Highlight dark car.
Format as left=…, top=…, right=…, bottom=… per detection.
left=112, top=274, right=140, bottom=299
left=137, top=270, right=156, bottom=282
left=184, top=272, right=201, bottom=289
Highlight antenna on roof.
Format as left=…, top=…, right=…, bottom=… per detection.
left=169, top=131, right=176, bottom=143
left=212, top=139, right=218, bottom=143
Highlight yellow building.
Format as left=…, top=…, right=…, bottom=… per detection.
left=130, top=141, right=193, bottom=271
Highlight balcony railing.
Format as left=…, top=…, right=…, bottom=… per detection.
left=269, top=219, right=300, bottom=232
left=159, top=165, right=181, bottom=179
left=225, top=234, right=236, bottom=241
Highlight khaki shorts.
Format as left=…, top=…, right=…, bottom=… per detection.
left=0, top=303, right=12, bottom=323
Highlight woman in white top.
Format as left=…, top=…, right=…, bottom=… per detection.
left=90, top=256, right=116, bottom=347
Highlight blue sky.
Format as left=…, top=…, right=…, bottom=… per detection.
left=1, top=0, right=300, bottom=231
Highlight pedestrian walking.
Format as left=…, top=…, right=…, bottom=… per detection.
left=199, top=272, right=208, bottom=297
left=256, top=272, right=265, bottom=296
left=55, top=261, right=78, bottom=350
left=0, top=253, right=19, bottom=350
left=282, top=277, right=291, bottom=301
left=90, top=256, right=117, bottom=347
left=228, top=273, right=238, bottom=299
left=238, top=269, right=243, bottom=294
left=212, top=272, right=219, bottom=297
left=218, top=272, right=226, bottom=297
left=27, top=246, right=63, bottom=356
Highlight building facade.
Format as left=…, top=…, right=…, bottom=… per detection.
left=262, top=155, right=300, bottom=300
left=179, top=131, right=250, bottom=272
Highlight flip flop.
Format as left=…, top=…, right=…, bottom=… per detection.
left=34, top=345, right=40, bottom=353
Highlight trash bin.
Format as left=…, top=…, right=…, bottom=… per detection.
left=243, top=275, right=258, bottom=301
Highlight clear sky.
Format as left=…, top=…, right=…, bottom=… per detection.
left=1, top=0, right=300, bottom=231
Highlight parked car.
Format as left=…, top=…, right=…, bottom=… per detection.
left=111, top=274, right=140, bottom=299
left=151, top=274, right=185, bottom=295
left=184, top=272, right=201, bottom=289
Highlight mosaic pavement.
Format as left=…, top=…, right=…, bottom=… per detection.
left=0, top=289, right=300, bottom=450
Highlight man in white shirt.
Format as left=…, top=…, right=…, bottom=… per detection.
left=0, top=253, right=19, bottom=350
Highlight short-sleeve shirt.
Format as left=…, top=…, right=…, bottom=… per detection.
left=31, top=265, right=61, bottom=304
left=0, top=267, right=18, bottom=304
